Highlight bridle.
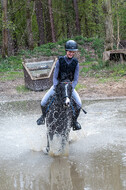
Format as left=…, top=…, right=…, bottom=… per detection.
left=59, top=82, right=72, bottom=107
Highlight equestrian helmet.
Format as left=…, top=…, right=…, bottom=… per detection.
left=65, top=40, right=78, bottom=51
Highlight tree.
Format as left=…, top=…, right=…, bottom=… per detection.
left=103, top=0, right=113, bottom=51
left=112, top=0, right=126, bottom=49
left=1, top=0, right=8, bottom=57
left=48, top=0, right=56, bottom=42
left=42, top=0, right=52, bottom=43
left=26, top=0, right=34, bottom=49
left=1, top=0, right=126, bottom=55
left=64, top=0, right=75, bottom=38
left=73, top=0, right=81, bottom=35
left=35, top=0, right=45, bottom=45
left=9, top=0, right=18, bottom=54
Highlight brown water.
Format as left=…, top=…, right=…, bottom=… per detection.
left=0, top=99, right=126, bottom=190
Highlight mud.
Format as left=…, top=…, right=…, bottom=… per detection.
left=0, top=75, right=126, bottom=103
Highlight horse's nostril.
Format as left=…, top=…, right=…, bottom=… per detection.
left=65, top=102, right=70, bottom=107
left=65, top=97, right=70, bottom=106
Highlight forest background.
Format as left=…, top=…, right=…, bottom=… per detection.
left=1, top=0, right=126, bottom=57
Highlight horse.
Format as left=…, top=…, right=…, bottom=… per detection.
left=44, top=79, right=79, bottom=156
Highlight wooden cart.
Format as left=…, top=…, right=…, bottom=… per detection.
left=22, top=58, right=56, bottom=91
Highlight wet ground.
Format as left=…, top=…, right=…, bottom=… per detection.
left=0, top=99, right=126, bottom=190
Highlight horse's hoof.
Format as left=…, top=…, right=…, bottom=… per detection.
left=36, top=115, right=45, bottom=125
left=43, top=147, right=49, bottom=155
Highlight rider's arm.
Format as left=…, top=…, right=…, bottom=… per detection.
left=53, top=60, right=59, bottom=88
left=72, top=63, right=79, bottom=89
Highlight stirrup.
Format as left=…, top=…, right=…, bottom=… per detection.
left=73, top=121, right=81, bottom=131
left=36, top=115, right=45, bottom=125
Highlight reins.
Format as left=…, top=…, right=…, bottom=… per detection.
left=71, top=97, right=87, bottom=114
left=46, top=96, right=55, bottom=113
left=60, top=82, right=72, bottom=84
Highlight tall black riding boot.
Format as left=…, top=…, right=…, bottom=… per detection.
left=73, top=108, right=81, bottom=131
left=37, top=106, right=46, bottom=125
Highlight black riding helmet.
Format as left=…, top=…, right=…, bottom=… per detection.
left=65, top=40, right=78, bottom=51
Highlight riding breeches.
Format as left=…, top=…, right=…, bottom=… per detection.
left=41, top=86, right=55, bottom=106
left=41, top=86, right=82, bottom=108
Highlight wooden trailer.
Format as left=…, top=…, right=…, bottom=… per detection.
left=103, top=49, right=126, bottom=62
left=22, top=58, right=56, bottom=91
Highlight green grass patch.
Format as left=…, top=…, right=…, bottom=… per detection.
left=92, top=38, right=104, bottom=59
left=0, top=71, right=23, bottom=81
left=75, top=83, right=86, bottom=91
left=16, top=85, right=30, bottom=93
left=0, top=56, right=22, bottom=72
left=80, top=58, right=126, bottom=79
left=80, top=67, right=91, bottom=74
left=80, top=61, right=96, bottom=66
left=97, top=77, right=112, bottom=83
left=97, top=76, right=122, bottom=83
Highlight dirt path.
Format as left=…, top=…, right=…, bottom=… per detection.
left=0, top=75, right=126, bottom=103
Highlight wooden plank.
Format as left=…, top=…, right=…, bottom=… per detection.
left=25, top=60, right=53, bottom=67
left=109, top=50, right=126, bottom=54
left=28, top=65, right=49, bottom=71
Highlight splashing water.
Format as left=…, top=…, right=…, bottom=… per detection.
left=0, top=99, right=126, bottom=190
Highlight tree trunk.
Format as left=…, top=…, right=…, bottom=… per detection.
left=92, top=0, right=99, bottom=25
left=9, top=0, right=18, bottom=54
left=85, top=14, right=89, bottom=37
left=117, top=15, right=120, bottom=50
left=73, top=0, right=81, bottom=35
left=48, top=0, right=56, bottom=42
left=1, top=0, right=8, bottom=57
left=43, top=0, right=52, bottom=43
left=103, top=0, right=113, bottom=51
left=26, top=0, right=34, bottom=49
left=35, top=0, right=45, bottom=45
left=64, top=0, right=72, bottom=38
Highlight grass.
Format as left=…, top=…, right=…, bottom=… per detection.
left=16, top=85, right=30, bottom=93
left=0, top=71, right=23, bottom=81
left=0, top=36, right=103, bottom=72
left=80, top=57, right=126, bottom=82
left=96, top=76, right=121, bottom=84
left=0, top=55, right=22, bottom=72
left=0, top=36, right=126, bottom=86
left=75, top=83, right=86, bottom=91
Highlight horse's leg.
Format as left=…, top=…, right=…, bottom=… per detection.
left=43, top=131, right=50, bottom=155
left=46, top=134, right=50, bottom=151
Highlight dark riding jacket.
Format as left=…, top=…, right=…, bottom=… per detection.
left=58, top=56, right=78, bottom=82
left=53, top=56, right=79, bottom=89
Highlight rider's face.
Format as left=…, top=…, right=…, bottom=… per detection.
left=66, top=51, right=75, bottom=58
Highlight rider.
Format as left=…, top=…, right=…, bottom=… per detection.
left=37, top=40, right=82, bottom=130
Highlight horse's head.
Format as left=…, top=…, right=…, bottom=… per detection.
left=55, top=80, right=72, bottom=107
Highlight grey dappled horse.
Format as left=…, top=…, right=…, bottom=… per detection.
left=45, top=80, right=78, bottom=156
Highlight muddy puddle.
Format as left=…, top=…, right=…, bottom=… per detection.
left=0, top=99, right=126, bottom=190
